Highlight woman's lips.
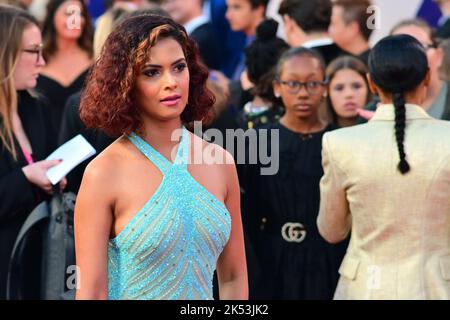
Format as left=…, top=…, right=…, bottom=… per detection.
left=160, top=98, right=181, bottom=106
left=160, top=95, right=182, bottom=107
left=344, top=102, right=358, bottom=110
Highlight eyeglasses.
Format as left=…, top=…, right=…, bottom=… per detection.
left=22, top=44, right=43, bottom=63
left=276, top=78, right=328, bottom=95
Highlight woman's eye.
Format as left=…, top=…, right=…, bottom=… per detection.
left=144, top=69, right=160, bottom=77
left=174, top=63, right=187, bottom=72
left=333, top=84, right=344, bottom=91
left=351, top=83, right=363, bottom=90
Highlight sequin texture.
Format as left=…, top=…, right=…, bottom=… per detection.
left=107, top=127, right=231, bottom=300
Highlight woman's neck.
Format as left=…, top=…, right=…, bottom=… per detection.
left=379, top=90, right=428, bottom=107
left=422, top=76, right=443, bottom=110
left=337, top=116, right=358, bottom=128
left=141, top=117, right=184, bottom=154
left=280, top=112, right=325, bottom=133
left=56, top=36, right=81, bottom=54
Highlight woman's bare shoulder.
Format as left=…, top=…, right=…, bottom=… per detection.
left=82, top=137, right=136, bottom=187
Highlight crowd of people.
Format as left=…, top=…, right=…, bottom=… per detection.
left=1, top=0, right=450, bottom=300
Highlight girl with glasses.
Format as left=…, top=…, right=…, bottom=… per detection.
left=242, top=47, right=347, bottom=299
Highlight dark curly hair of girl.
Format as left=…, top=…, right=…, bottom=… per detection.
left=80, top=14, right=215, bottom=137
left=245, top=18, right=289, bottom=105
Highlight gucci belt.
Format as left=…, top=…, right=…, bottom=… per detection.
left=281, top=222, right=306, bottom=243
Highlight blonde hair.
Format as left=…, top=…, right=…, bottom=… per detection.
left=0, top=4, right=39, bottom=160
left=93, top=6, right=135, bottom=59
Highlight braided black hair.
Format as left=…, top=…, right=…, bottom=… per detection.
left=393, top=92, right=410, bottom=173
left=368, top=34, right=429, bottom=174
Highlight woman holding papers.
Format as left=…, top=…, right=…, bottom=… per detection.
left=75, top=15, right=248, bottom=300
left=317, top=35, right=450, bottom=299
left=0, top=5, right=66, bottom=299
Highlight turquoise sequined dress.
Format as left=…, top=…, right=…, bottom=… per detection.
left=108, top=127, right=231, bottom=300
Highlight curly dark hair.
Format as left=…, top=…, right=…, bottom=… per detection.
left=245, top=19, right=289, bottom=104
left=80, top=14, right=214, bottom=137
left=42, top=0, right=94, bottom=60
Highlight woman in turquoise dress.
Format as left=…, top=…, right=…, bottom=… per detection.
left=74, top=15, right=248, bottom=300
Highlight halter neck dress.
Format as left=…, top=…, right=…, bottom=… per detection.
left=108, top=127, right=231, bottom=300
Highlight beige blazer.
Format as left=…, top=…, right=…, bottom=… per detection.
left=317, top=104, right=450, bottom=300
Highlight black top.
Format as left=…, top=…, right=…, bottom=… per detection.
left=312, top=43, right=347, bottom=66
left=356, top=48, right=370, bottom=66
left=36, top=69, right=89, bottom=138
left=311, top=44, right=370, bottom=67
left=58, top=91, right=114, bottom=194
left=241, top=122, right=348, bottom=299
left=237, top=104, right=283, bottom=130
left=0, top=91, right=55, bottom=299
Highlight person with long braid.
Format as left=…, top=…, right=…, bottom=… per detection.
left=317, top=34, right=450, bottom=299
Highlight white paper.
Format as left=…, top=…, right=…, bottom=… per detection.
left=46, top=134, right=96, bottom=185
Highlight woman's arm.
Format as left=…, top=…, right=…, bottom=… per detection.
left=0, top=159, right=67, bottom=222
left=74, top=157, right=115, bottom=300
left=317, top=133, right=351, bottom=244
left=216, top=151, right=248, bottom=300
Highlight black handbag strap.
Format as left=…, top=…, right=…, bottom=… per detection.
left=6, top=201, right=50, bottom=300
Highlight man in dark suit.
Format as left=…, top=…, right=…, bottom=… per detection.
left=278, top=0, right=345, bottom=65
left=163, top=0, right=222, bottom=70
left=329, top=0, right=373, bottom=65
left=208, top=0, right=247, bottom=78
